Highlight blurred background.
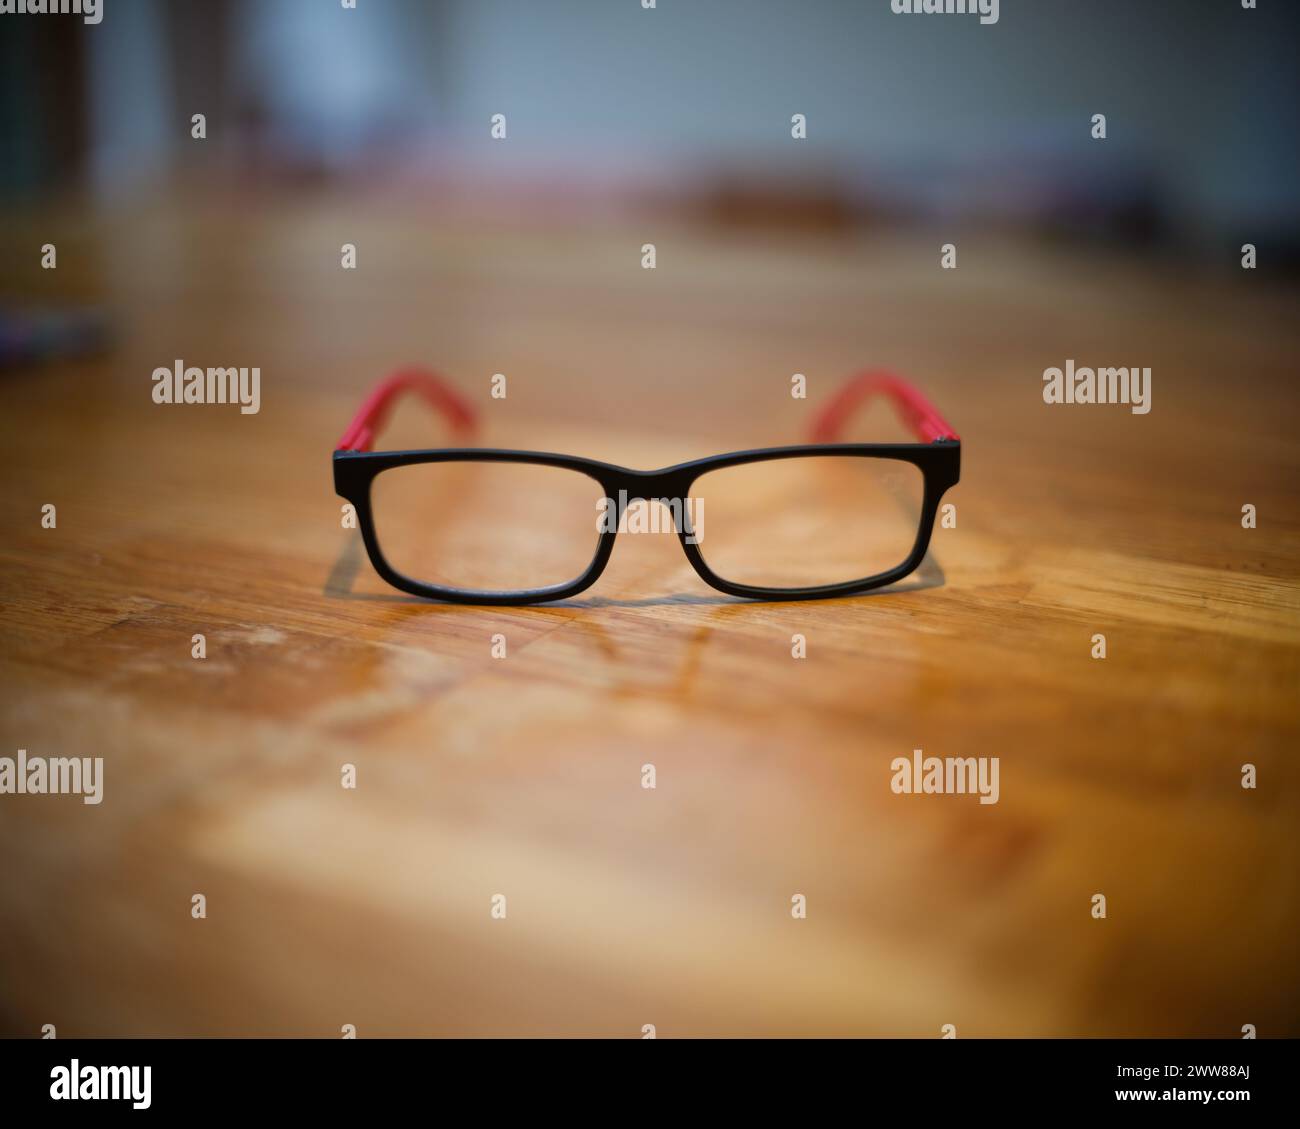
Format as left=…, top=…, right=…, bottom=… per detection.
left=3, top=0, right=1299, bottom=260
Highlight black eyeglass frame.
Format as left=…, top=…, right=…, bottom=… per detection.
left=332, top=440, right=960, bottom=605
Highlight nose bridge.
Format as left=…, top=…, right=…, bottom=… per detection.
left=603, top=465, right=692, bottom=502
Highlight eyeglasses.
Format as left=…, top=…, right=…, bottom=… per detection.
left=332, top=368, right=960, bottom=605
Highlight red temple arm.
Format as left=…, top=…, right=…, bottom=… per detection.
left=809, top=370, right=959, bottom=444
left=336, top=367, right=476, bottom=451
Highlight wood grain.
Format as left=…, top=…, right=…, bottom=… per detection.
left=1, top=190, right=1297, bottom=1036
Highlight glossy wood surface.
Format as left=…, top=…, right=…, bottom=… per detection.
left=1, top=193, right=1297, bottom=1035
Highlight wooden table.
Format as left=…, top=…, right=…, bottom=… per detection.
left=1, top=191, right=1297, bottom=1036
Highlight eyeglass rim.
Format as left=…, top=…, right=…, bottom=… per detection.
left=333, top=441, right=959, bottom=604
